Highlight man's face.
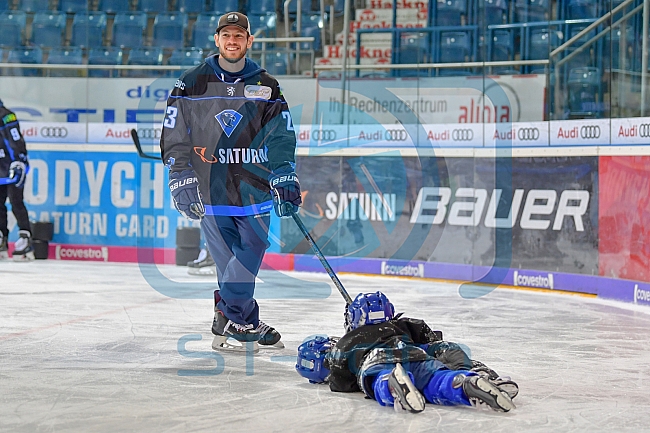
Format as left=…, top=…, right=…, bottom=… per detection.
left=215, top=26, right=254, bottom=63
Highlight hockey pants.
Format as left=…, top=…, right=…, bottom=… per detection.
left=201, top=213, right=270, bottom=327
left=371, top=361, right=472, bottom=408
left=0, top=184, right=30, bottom=239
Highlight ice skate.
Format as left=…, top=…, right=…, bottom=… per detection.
left=387, top=363, right=426, bottom=413
left=257, top=320, right=284, bottom=349
left=211, top=310, right=259, bottom=353
left=470, top=361, right=518, bottom=399
left=187, top=248, right=216, bottom=276
left=0, top=233, right=8, bottom=260
left=489, top=377, right=519, bottom=399
left=456, top=374, right=516, bottom=412
left=12, top=230, right=34, bottom=262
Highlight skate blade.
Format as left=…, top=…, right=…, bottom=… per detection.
left=13, top=251, right=35, bottom=262
left=476, top=377, right=516, bottom=412
left=212, top=335, right=259, bottom=354
left=259, top=340, right=285, bottom=349
left=188, top=267, right=216, bottom=276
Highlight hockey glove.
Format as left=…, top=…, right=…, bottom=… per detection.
left=169, top=170, right=205, bottom=220
left=269, top=168, right=302, bottom=218
left=9, top=161, right=26, bottom=188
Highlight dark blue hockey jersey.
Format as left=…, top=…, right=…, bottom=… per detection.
left=0, top=103, right=28, bottom=181
left=160, top=55, right=297, bottom=216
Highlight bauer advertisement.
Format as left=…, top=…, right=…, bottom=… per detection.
left=283, top=155, right=599, bottom=276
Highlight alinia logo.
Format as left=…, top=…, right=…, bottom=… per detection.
left=634, top=284, right=650, bottom=304
left=513, top=271, right=554, bottom=289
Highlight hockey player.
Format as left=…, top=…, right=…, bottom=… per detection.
left=0, top=99, right=33, bottom=261
left=296, top=292, right=517, bottom=413
left=160, top=12, right=301, bottom=353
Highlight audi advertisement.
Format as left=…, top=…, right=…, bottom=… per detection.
left=284, top=155, right=598, bottom=275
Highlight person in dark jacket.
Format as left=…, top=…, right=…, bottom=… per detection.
left=296, top=292, right=518, bottom=413
left=0, top=99, right=33, bottom=262
left=160, top=12, right=301, bottom=353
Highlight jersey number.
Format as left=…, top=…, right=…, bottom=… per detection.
left=163, top=106, right=178, bottom=128
left=10, top=128, right=20, bottom=141
left=281, top=111, right=294, bottom=131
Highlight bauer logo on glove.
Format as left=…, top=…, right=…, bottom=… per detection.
left=269, top=168, right=302, bottom=218
left=169, top=170, right=205, bottom=220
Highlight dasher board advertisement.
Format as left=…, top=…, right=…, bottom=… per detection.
left=283, top=155, right=598, bottom=276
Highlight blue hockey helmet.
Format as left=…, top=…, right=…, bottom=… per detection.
left=295, top=336, right=334, bottom=384
left=345, top=291, right=395, bottom=332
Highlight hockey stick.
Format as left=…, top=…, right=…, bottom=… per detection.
left=130, top=128, right=162, bottom=161
left=0, top=176, right=18, bottom=185
left=285, top=203, right=353, bottom=305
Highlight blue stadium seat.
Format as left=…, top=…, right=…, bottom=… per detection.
left=565, top=25, right=594, bottom=69
left=491, top=29, right=513, bottom=61
left=567, top=0, right=597, bottom=19
left=528, top=28, right=559, bottom=60
left=47, top=46, right=83, bottom=76
left=88, top=46, right=123, bottom=77
left=126, top=46, right=163, bottom=76
left=287, top=0, right=310, bottom=15
left=20, top=0, right=52, bottom=12
left=439, top=31, right=471, bottom=76
left=31, top=12, right=66, bottom=47
left=436, top=0, right=466, bottom=26
left=395, top=34, right=430, bottom=77
left=0, top=0, right=10, bottom=11
left=260, top=52, right=288, bottom=75
left=153, top=12, right=188, bottom=49
left=299, top=25, right=321, bottom=52
left=177, top=0, right=203, bottom=14
left=604, top=27, right=634, bottom=70
left=0, top=11, right=26, bottom=47
left=98, top=0, right=131, bottom=13
left=72, top=12, right=107, bottom=48
left=515, top=0, right=549, bottom=22
left=481, top=0, right=507, bottom=26
left=59, top=0, right=88, bottom=13
left=168, top=46, right=203, bottom=65
left=249, top=12, right=277, bottom=37
left=112, top=12, right=147, bottom=47
left=191, top=13, right=218, bottom=49
left=567, top=66, right=600, bottom=118
left=138, top=0, right=167, bottom=13
left=258, top=0, right=276, bottom=13
left=490, top=30, right=519, bottom=74
left=206, top=0, right=237, bottom=14
left=7, top=45, right=43, bottom=76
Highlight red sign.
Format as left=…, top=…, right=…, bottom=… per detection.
left=599, top=156, right=650, bottom=282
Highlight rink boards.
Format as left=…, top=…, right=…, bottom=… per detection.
left=6, top=142, right=649, bottom=307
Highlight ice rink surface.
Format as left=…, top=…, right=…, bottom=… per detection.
left=2, top=260, right=650, bottom=433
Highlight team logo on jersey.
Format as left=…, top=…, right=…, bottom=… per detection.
left=215, top=109, right=243, bottom=138
left=244, top=85, right=272, bottom=100
left=193, top=147, right=218, bottom=163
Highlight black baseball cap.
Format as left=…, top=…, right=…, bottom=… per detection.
left=216, top=12, right=251, bottom=34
